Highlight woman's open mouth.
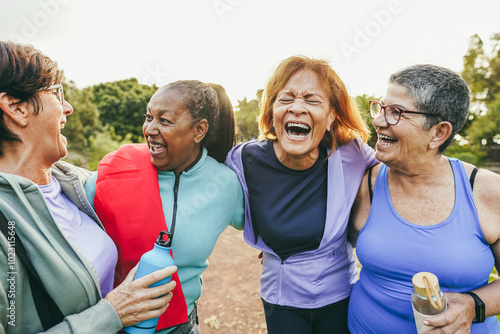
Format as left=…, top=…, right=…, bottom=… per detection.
left=285, top=122, right=311, bottom=139
left=149, top=142, right=166, bottom=154
left=377, top=134, right=398, bottom=146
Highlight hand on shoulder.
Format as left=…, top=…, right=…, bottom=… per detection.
left=349, top=163, right=382, bottom=246
left=463, top=162, right=500, bottom=245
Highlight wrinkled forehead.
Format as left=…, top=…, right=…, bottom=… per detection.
left=382, top=83, right=417, bottom=107
left=279, top=69, right=329, bottom=97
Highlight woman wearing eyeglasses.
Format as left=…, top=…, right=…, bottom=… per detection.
left=348, top=64, right=500, bottom=333
left=0, top=41, right=177, bottom=334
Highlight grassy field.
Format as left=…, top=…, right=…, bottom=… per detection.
left=489, top=268, right=500, bottom=322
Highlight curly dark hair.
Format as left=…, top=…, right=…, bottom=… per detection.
left=0, top=41, right=62, bottom=156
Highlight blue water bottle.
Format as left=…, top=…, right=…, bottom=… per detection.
left=123, top=231, right=175, bottom=334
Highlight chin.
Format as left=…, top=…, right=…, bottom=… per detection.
left=282, top=139, right=315, bottom=156
left=150, top=158, right=168, bottom=171
left=58, top=146, right=68, bottom=160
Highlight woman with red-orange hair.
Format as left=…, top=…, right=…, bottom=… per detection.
left=226, top=55, right=377, bottom=334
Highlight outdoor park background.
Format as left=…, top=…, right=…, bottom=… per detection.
left=2, top=1, right=500, bottom=332
left=51, top=32, right=499, bottom=331
left=1, top=2, right=500, bottom=172
left=54, top=32, right=500, bottom=172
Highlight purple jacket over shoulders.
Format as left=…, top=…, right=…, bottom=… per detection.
left=225, top=138, right=378, bottom=308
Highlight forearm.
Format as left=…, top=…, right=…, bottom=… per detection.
left=43, top=299, right=122, bottom=334
left=1, top=289, right=121, bottom=334
left=470, top=277, right=500, bottom=318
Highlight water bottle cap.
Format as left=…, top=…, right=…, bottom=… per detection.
left=412, top=272, right=440, bottom=296
left=156, top=231, right=172, bottom=247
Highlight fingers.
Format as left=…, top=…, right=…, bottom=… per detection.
left=422, top=293, right=474, bottom=333
left=134, top=266, right=178, bottom=288
left=122, top=263, right=139, bottom=283
left=144, top=280, right=177, bottom=300
left=258, top=251, right=264, bottom=264
left=119, top=292, right=173, bottom=327
left=105, top=275, right=176, bottom=327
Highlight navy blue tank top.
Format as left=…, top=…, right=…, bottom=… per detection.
left=241, top=140, right=327, bottom=261
left=348, top=158, right=500, bottom=333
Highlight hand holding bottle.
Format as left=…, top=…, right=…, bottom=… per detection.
left=418, top=291, right=478, bottom=334
left=411, top=272, right=446, bottom=333
left=105, top=264, right=177, bottom=328
left=123, top=231, right=177, bottom=333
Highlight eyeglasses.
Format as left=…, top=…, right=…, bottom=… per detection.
left=38, top=84, right=64, bottom=105
left=369, top=100, right=435, bottom=125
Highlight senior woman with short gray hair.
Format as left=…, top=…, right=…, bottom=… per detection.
left=348, top=64, right=500, bottom=333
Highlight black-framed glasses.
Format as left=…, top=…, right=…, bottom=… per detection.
left=369, top=100, right=435, bottom=125
left=38, top=84, right=64, bottom=105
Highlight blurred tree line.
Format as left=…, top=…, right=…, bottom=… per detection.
left=63, top=34, right=500, bottom=170
left=63, top=78, right=156, bottom=169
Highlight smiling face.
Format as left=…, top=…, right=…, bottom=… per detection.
left=271, top=69, right=334, bottom=169
left=373, top=83, right=434, bottom=169
left=29, top=88, right=73, bottom=164
left=143, top=88, right=204, bottom=172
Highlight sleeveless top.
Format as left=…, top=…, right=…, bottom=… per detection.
left=348, top=159, right=500, bottom=333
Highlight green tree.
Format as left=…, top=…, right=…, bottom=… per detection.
left=62, top=80, right=144, bottom=169
left=93, top=78, right=158, bottom=142
left=86, top=127, right=133, bottom=170
left=457, top=33, right=500, bottom=163
left=63, top=81, right=100, bottom=154
left=355, top=94, right=380, bottom=149
left=235, top=90, right=262, bottom=142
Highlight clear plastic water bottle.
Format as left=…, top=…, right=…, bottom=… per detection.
left=123, top=231, right=175, bottom=334
left=411, top=272, right=447, bottom=334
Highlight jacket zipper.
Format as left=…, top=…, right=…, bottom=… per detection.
left=168, top=172, right=182, bottom=242
left=278, top=260, right=284, bottom=305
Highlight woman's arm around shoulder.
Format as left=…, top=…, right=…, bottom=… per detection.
left=348, top=163, right=381, bottom=247
left=228, top=167, right=245, bottom=231
left=84, top=171, right=98, bottom=209
left=468, top=165, right=500, bottom=246
left=424, top=164, right=500, bottom=333
left=351, top=137, right=378, bottom=168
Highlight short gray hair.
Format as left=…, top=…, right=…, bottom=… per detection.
left=389, top=64, right=470, bottom=152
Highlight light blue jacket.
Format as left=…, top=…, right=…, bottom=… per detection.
left=85, top=148, right=245, bottom=324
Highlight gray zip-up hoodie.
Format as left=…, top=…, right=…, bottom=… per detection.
left=0, top=161, right=122, bottom=334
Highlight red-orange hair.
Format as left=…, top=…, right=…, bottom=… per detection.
left=258, top=55, right=369, bottom=151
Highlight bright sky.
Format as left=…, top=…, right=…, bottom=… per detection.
left=2, top=0, right=500, bottom=105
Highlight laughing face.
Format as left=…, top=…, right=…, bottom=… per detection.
left=373, top=83, right=434, bottom=169
left=272, top=69, right=334, bottom=169
left=29, top=88, right=73, bottom=164
left=143, top=88, right=203, bottom=172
